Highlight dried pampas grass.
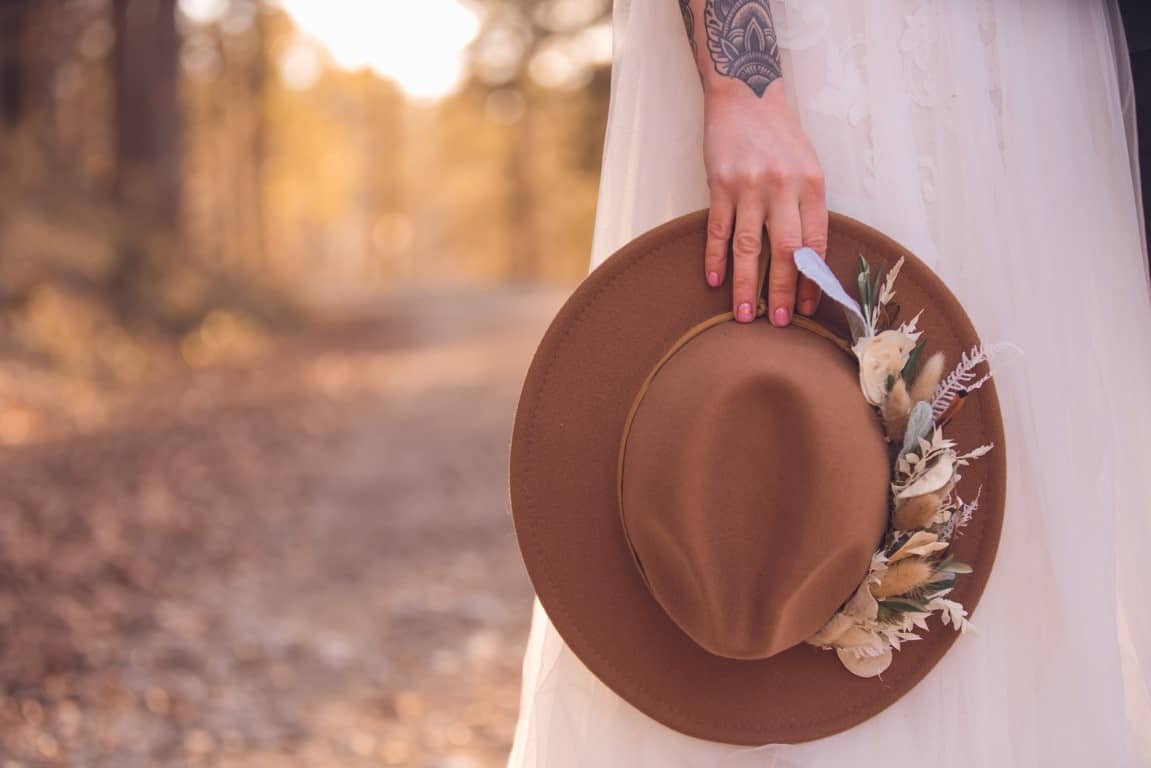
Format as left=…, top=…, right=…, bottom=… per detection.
left=873, top=557, right=936, bottom=598
left=911, top=351, right=945, bottom=404
left=881, top=377, right=912, bottom=441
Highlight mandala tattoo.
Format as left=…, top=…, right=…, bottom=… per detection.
left=678, top=0, right=698, bottom=59
left=703, top=0, right=782, bottom=97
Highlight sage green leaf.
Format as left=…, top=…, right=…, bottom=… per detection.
left=880, top=598, right=930, bottom=613
left=902, top=339, right=926, bottom=384
left=937, top=558, right=974, bottom=574
left=870, top=264, right=886, bottom=313
left=902, top=401, right=934, bottom=455
left=923, top=574, right=957, bottom=593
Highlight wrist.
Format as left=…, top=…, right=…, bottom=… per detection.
left=704, top=75, right=788, bottom=109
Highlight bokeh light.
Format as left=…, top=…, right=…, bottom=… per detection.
left=276, top=0, right=482, bottom=100
left=179, top=0, right=231, bottom=23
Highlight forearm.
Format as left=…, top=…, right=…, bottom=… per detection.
left=678, top=0, right=783, bottom=100
left=678, top=0, right=825, bottom=327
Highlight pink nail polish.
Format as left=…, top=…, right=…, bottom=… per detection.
left=773, top=307, right=790, bottom=326
left=737, top=302, right=753, bottom=322
left=707, top=271, right=720, bottom=287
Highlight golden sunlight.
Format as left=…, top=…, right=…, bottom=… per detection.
left=276, top=0, right=481, bottom=100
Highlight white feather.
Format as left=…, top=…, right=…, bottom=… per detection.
left=793, top=247, right=867, bottom=331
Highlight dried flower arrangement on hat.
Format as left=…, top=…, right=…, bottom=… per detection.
left=794, top=250, right=995, bottom=678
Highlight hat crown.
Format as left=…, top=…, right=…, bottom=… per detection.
left=620, top=320, right=891, bottom=660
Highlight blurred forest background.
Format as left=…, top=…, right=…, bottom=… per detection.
left=0, top=0, right=611, bottom=765
left=0, top=0, right=610, bottom=438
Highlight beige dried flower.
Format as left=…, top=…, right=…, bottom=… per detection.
left=835, top=632, right=893, bottom=678
left=896, top=451, right=956, bottom=499
left=854, top=330, right=918, bottom=405
left=889, top=531, right=949, bottom=562
left=843, top=579, right=880, bottom=620
left=837, top=646, right=894, bottom=678
left=808, top=612, right=855, bottom=648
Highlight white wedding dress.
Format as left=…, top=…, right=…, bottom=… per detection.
left=507, top=1, right=1151, bottom=765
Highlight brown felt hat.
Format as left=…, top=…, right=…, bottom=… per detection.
left=509, top=209, right=1006, bottom=745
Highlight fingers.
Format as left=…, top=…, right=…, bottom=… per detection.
left=703, top=157, right=825, bottom=327
left=765, top=201, right=802, bottom=327
left=731, top=197, right=766, bottom=323
left=796, top=178, right=829, bottom=316
left=704, top=193, right=735, bottom=288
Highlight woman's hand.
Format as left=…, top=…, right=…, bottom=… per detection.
left=703, top=79, right=827, bottom=326
left=678, top=0, right=827, bottom=325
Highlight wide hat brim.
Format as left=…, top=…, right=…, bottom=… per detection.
left=509, top=209, right=1006, bottom=745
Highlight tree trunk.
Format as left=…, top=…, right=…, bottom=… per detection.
left=112, top=0, right=181, bottom=231
left=0, top=0, right=29, bottom=127
left=109, top=0, right=183, bottom=325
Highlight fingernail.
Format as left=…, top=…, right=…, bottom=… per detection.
left=773, top=307, right=790, bottom=327
left=736, top=302, right=753, bottom=322
left=799, top=299, right=815, bottom=315
left=707, top=271, right=720, bottom=287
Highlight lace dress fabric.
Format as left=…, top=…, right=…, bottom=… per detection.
left=508, top=1, right=1151, bottom=765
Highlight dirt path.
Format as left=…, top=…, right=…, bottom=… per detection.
left=0, top=287, right=567, bottom=767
